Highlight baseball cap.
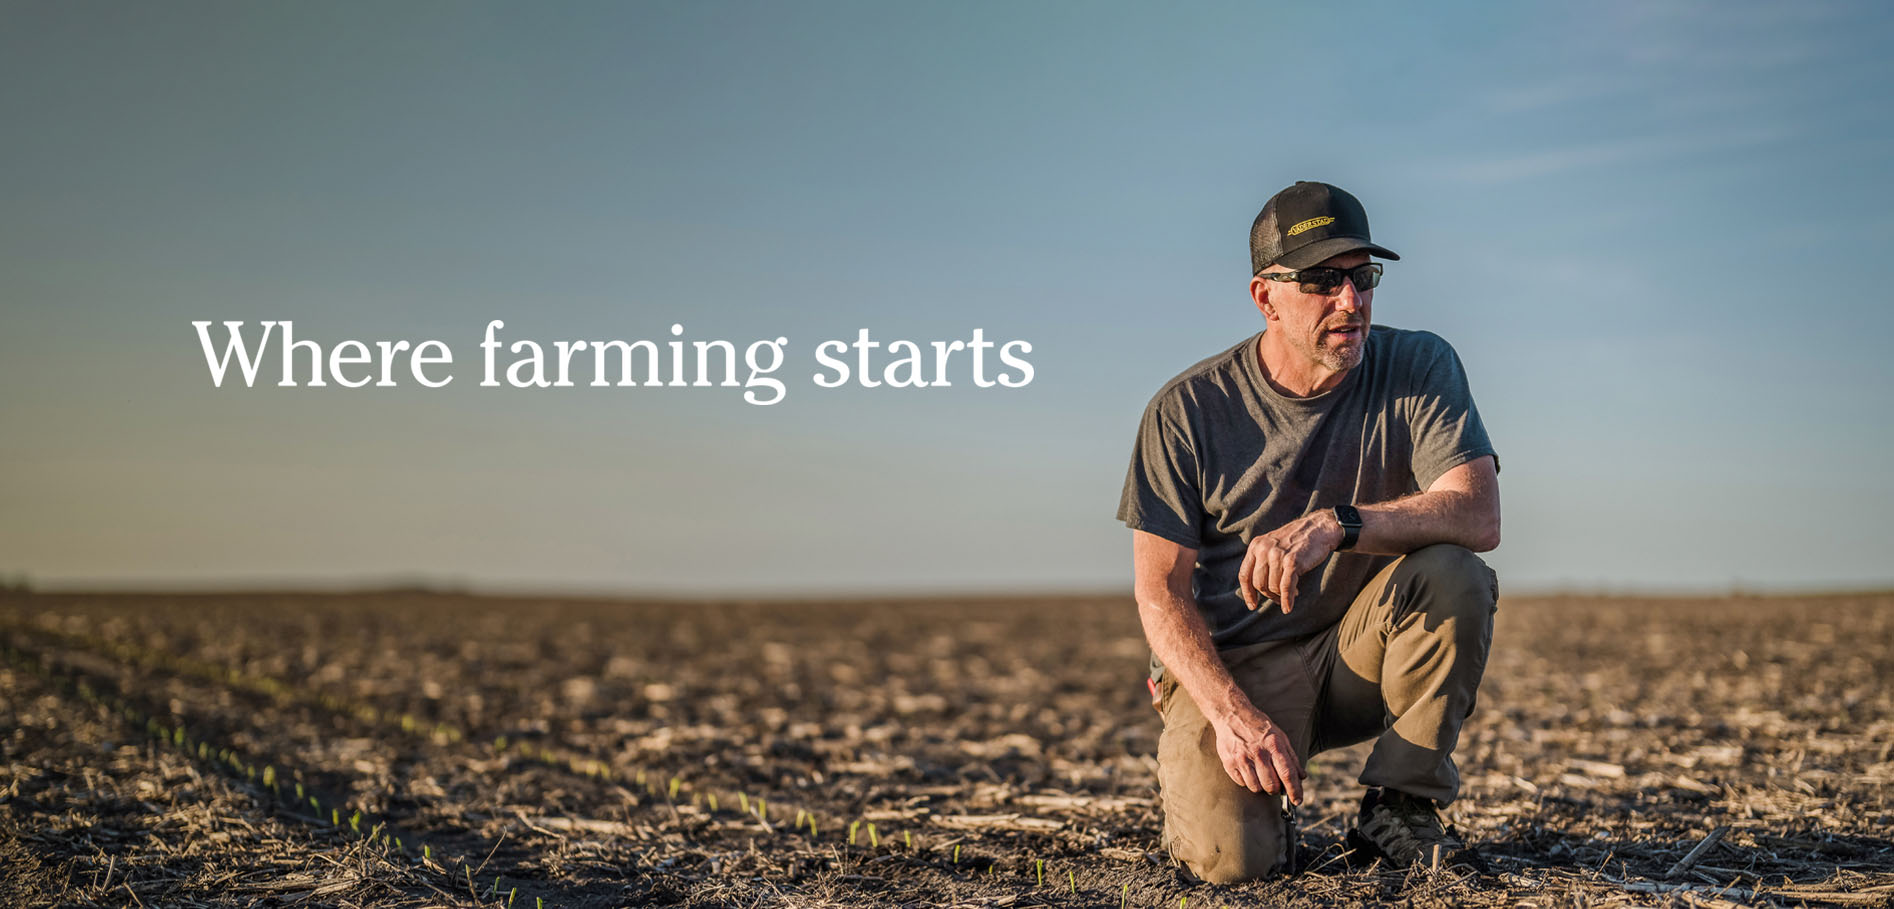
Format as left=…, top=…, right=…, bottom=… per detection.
left=1250, top=181, right=1400, bottom=273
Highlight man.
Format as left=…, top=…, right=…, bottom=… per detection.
left=1117, top=181, right=1501, bottom=883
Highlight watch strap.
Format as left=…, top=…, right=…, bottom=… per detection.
left=1333, top=505, right=1363, bottom=551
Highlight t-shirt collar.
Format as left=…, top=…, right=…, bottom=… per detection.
left=1243, top=328, right=1367, bottom=409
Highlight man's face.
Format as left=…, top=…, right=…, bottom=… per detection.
left=1257, top=250, right=1373, bottom=374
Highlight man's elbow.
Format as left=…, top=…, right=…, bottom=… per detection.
left=1467, top=511, right=1501, bottom=553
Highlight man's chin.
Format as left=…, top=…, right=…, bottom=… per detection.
left=1316, top=344, right=1365, bottom=373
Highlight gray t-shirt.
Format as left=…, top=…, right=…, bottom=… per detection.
left=1117, top=325, right=1497, bottom=651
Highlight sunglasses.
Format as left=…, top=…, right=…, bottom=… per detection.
left=1255, top=262, right=1382, bottom=295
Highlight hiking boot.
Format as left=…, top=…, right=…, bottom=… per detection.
left=1345, top=787, right=1488, bottom=873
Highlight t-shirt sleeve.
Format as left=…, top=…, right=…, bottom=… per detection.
left=1405, top=333, right=1499, bottom=491
left=1116, top=390, right=1204, bottom=549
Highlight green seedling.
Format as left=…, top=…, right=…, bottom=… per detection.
left=795, top=809, right=805, bottom=828
left=395, top=837, right=403, bottom=851
left=295, top=782, right=303, bottom=800
left=331, top=808, right=339, bottom=827
left=848, top=820, right=859, bottom=845
left=495, top=735, right=508, bottom=752
left=1122, top=882, right=1129, bottom=908
left=738, top=792, right=749, bottom=813
left=708, top=793, right=719, bottom=811
left=1069, top=870, right=1077, bottom=894
left=635, top=769, right=645, bottom=785
left=349, top=811, right=361, bottom=833
left=867, top=823, right=879, bottom=848
left=809, top=815, right=817, bottom=837
left=537, top=898, right=544, bottom=909
left=508, top=887, right=517, bottom=907
left=757, top=797, right=767, bottom=820
left=309, top=795, right=320, bottom=812
left=1036, top=858, right=1044, bottom=887
left=904, top=831, right=911, bottom=849
left=263, top=766, right=275, bottom=787
left=953, top=845, right=960, bottom=865
left=424, top=844, right=433, bottom=862
left=668, top=778, right=681, bottom=799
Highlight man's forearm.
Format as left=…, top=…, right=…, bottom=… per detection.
left=1350, top=487, right=1499, bottom=555
left=1137, top=588, right=1258, bottom=727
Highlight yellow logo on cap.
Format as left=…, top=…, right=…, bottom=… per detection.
left=1287, top=216, right=1335, bottom=237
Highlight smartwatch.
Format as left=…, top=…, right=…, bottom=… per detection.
left=1332, top=505, right=1363, bottom=551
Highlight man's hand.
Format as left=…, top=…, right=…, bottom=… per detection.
left=1238, top=510, right=1344, bottom=613
left=1211, top=704, right=1305, bottom=803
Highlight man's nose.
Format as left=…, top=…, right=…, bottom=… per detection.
left=1332, top=278, right=1363, bottom=312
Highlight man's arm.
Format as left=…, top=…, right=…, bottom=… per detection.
left=1239, top=455, right=1500, bottom=612
left=1134, top=529, right=1304, bottom=803
left=1352, top=453, right=1500, bottom=555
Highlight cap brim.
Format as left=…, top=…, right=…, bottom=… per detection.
left=1274, top=237, right=1400, bottom=270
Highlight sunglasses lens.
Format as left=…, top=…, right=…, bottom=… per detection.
left=1351, top=264, right=1381, bottom=291
left=1297, top=268, right=1345, bottom=294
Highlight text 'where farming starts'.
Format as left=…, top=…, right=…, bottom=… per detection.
left=191, top=320, right=1037, bottom=406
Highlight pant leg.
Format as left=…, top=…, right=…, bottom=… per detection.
left=1306, top=543, right=1499, bottom=806
left=1157, top=638, right=1319, bottom=883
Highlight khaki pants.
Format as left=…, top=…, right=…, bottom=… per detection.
left=1155, top=544, right=1500, bottom=883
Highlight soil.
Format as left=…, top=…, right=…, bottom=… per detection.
left=3, top=589, right=1890, bottom=907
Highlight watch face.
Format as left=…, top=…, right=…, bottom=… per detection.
left=1337, top=505, right=1362, bottom=527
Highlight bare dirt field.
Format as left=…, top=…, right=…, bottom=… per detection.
left=3, top=589, right=1890, bottom=907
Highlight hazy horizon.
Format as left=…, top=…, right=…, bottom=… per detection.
left=12, top=572, right=1888, bottom=601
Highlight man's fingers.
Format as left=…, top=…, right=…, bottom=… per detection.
left=1247, top=753, right=1280, bottom=795
left=1271, top=746, right=1304, bottom=805
left=1226, top=757, right=1261, bottom=793
left=1267, top=549, right=1292, bottom=612
left=1278, top=552, right=1300, bottom=614
left=1237, top=546, right=1257, bottom=610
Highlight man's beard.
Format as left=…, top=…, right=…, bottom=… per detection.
left=1310, top=325, right=1367, bottom=372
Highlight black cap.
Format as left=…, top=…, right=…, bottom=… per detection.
left=1250, top=181, right=1399, bottom=273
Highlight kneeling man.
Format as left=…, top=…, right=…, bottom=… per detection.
left=1118, top=181, right=1502, bottom=883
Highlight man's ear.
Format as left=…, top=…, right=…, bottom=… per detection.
left=1249, top=276, right=1276, bottom=322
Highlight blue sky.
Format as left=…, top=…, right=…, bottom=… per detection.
left=3, top=0, right=1890, bottom=593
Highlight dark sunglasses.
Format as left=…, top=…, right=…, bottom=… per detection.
left=1255, top=262, right=1382, bottom=295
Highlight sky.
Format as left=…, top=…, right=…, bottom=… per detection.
left=3, top=0, right=1891, bottom=595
